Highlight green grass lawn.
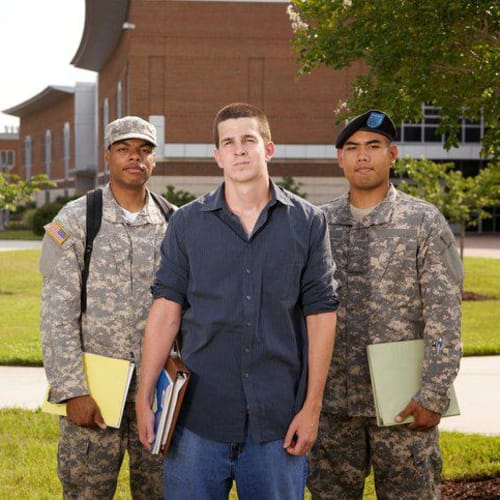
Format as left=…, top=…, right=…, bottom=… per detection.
left=463, top=257, right=500, bottom=297
left=1, top=409, right=498, bottom=498
left=0, top=251, right=498, bottom=364
left=0, top=250, right=42, bottom=365
left=461, top=257, right=500, bottom=355
left=0, top=229, right=42, bottom=240
left=0, top=252, right=499, bottom=496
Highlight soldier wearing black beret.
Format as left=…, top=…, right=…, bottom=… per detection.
left=335, top=109, right=397, bottom=148
left=308, top=109, right=463, bottom=499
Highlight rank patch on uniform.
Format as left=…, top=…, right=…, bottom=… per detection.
left=44, top=220, right=69, bottom=245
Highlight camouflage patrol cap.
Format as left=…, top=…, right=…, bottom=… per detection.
left=105, top=116, right=157, bottom=149
left=335, top=110, right=396, bottom=148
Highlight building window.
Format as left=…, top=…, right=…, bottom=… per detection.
left=116, top=81, right=123, bottom=118
left=103, top=98, right=110, bottom=143
left=24, top=136, right=32, bottom=179
left=0, top=150, right=15, bottom=169
left=63, top=123, right=71, bottom=161
left=43, top=130, right=52, bottom=202
left=44, top=129, right=52, bottom=173
left=398, top=104, right=484, bottom=145
left=103, top=98, right=110, bottom=178
left=63, top=123, right=71, bottom=194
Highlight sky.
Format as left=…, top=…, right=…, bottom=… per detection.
left=0, top=0, right=96, bottom=131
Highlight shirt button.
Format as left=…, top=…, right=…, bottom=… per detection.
left=246, top=321, right=252, bottom=327
left=244, top=347, right=250, bottom=353
left=244, top=373, right=249, bottom=378
left=245, top=268, right=251, bottom=274
left=246, top=295, right=251, bottom=300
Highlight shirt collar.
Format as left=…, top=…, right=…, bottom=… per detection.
left=200, top=180, right=294, bottom=213
left=103, top=183, right=164, bottom=224
left=332, top=184, right=397, bottom=226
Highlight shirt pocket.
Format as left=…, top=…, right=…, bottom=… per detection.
left=261, top=237, right=302, bottom=301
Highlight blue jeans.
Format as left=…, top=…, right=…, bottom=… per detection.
left=164, top=426, right=307, bottom=499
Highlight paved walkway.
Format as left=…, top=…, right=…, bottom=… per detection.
left=456, top=235, right=500, bottom=259
left=1, top=235, right=498, bottom=256
left=1, top=356, right=499, bottom=435
left=0, top=239, right=42, bottom=251
left=438, top=356, right=500, bottom=435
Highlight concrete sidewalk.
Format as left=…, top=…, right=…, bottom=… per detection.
left=438, top=356, right=500, bottom=435
left=0, top=240, right=42, bottom=251
left=456, top=235, right=500, bottom=259
left=0, top=235, right=498, bottom=257
left=1, top=356, right=499, bottom=436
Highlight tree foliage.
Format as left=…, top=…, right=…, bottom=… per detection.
left=0, top=173, right=53, bottom=212
left=393, top=159, right=500, bottom=258
left=288, top=1, right=500, bottom=158
left=276, top=175, right=308, bottom=199
left=163, top=184, right=196, bottom=207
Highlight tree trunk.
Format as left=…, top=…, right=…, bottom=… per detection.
left=459, top=222, right=465, bottom=261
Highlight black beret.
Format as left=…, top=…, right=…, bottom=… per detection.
left=335, top=110, right=397, bottom=148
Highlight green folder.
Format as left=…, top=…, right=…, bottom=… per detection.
left=367, top=339, right=460, bottom=426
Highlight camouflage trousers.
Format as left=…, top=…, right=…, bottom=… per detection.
left=308, top=414, right=442, bottom=500
left=57, top=402, right=164, bottom=499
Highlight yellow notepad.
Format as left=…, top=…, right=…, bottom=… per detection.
left=42, top=353, right=135, bottom=428
left=367, top=339, right=460, bottom=427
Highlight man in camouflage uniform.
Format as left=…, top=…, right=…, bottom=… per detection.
left=308, top=110, right=463, bottom=499
left=40, top=116, right=169, bottom=499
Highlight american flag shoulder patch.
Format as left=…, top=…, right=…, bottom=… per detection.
left=44, top=220, right=70, bottom=246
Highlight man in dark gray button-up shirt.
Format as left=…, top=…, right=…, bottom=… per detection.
left=137, top=102, right=338, bottom=499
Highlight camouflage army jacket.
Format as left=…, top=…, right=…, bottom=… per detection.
left=39, top=184, right=168, bottom=403
left=321, top=185, right=463, bottom=416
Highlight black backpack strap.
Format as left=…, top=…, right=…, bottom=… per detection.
left=81, top=188, right=103, bottom=313
left=150, top=191, right=176, bottom=222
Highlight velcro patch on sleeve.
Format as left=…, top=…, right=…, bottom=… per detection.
left=44, top=220, right=70, bottom=246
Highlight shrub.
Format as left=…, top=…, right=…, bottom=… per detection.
left=31, top=196, right=76, bottom=236
left=276, top=175, right=307, bottom=199
left=163, top=184, right=196, bottom=207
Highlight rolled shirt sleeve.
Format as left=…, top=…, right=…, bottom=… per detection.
left=301, top=210, right=339, bottom=316
left=152, top=210, right=189, bottom=307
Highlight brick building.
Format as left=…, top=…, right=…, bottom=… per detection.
left=0, top=127, right=20, bottom=175
left=70, top=0, right=357, bottom=202
left=4, top=83, right=96, bottom=200
left=3, top=0, right=496, bottom=229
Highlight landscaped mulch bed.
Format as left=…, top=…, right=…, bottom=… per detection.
left=442, top=477, right=500, bottom=499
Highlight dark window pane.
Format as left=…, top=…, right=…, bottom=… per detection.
left=425, top=128, right=442, bottom=142
left=403, top=126, right=422, bottom=142
left=424, top=117, right=440, bottom=125
left=481, top=217, right=493, bottom=232
left=465, top=127, right=481, bottom=143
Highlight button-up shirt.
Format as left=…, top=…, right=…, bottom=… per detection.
left=153, top=181, right=338, bottom=443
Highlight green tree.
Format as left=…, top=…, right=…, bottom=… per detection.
left=393, top=159, right=500, bottom=259
left=163, top=184, right=196, bottom=207
left=276, top=175, right=308, bottom=199
left=0, top=173, right=54, bottom=230
left=288, top=1, right=499, bottom=158
left=0, top=173, right=53, bottom=211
